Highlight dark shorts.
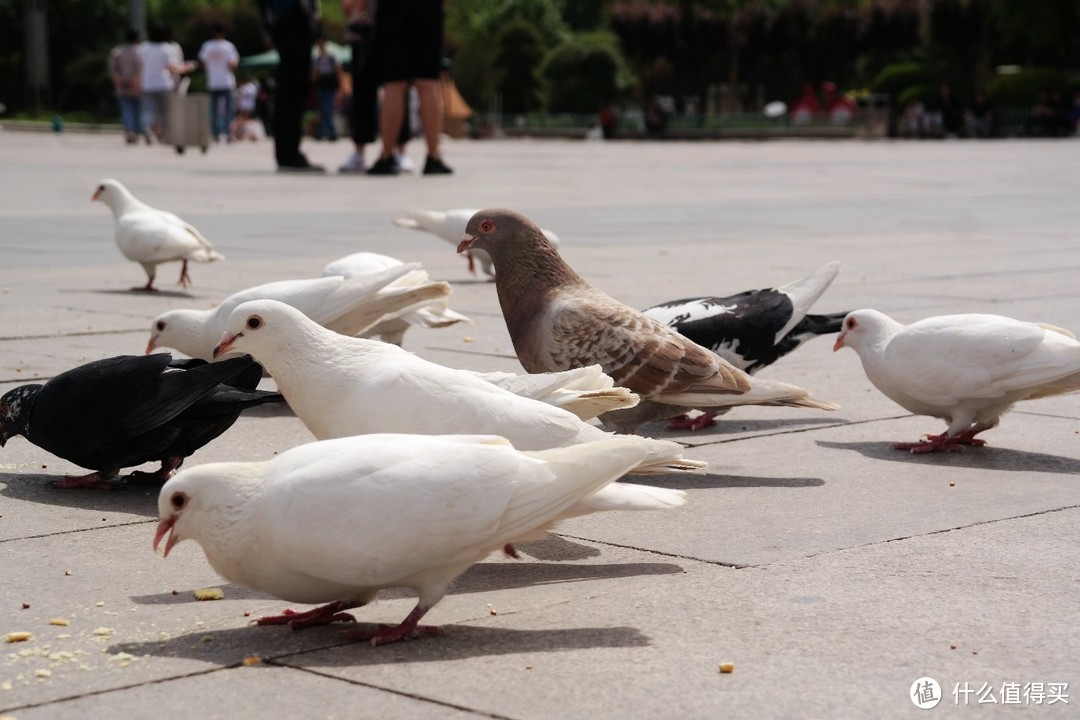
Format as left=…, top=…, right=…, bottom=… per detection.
left=374, top=0, right=444, bottom=83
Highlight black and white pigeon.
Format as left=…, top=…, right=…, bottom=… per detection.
left=642, top=261, right=848, bottom=429
left=92, top=179, right=224, bottom=291
left=213, top=299, right=704, bottom=476
left=0, top=354, right=282, bottom=489
left=155, top=433, right=685, bottom=646
left=459, top=209, right=837, bottom=434
left=835, top=309, right=1080, bottom=452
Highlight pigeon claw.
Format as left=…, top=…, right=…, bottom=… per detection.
left=51, top=471, right=122, bottom=490
left=255, top=601, right=359, bottom=629
left=665, top=412, right=717, bottom=432
left=892, top=432, right=987, bottom=454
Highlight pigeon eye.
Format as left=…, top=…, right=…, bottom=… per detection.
left=246, top=316, right=263, bottom=331
left=170, top=492, right=186, bottom=510
left=155, top=320, right=166, bottom=332
left=479, top=220, right=495, bottom=234
left=846, top=318, right=857, bottom=330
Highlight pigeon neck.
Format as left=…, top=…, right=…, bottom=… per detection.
left=494, top=241, right=583, bottom=327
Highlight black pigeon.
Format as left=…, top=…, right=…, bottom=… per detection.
left=0, top=354, right=283, bottom=489
left=642, top=262, right=848, bottom=429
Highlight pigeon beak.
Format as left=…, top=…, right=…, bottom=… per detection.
left=145, top=337, right=157, bottom=354
left=833, top=333, right=846, bottom=352
left=456, top=234, right=475, bottom=254
left=153, top=517, right=178, bottom=557
left=91, top=188, right=101, bottom=202
left=212, top=333, right=239, bottom=359
left=0, top=423, right=7, bottom=448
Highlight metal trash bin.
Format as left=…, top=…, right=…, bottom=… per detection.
left=164, top=91, right=211, bottom=155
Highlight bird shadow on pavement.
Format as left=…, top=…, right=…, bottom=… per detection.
left=649, top=415, right=844, bottom=441
left=816, top=440, right=1080, bottom=475
left=130, top=559, right=684, bottom=608
left=109, top=621, right=650, bottom=668
left=70, top=288, right=197, bottom=299
left=625, top=472, right=823, bottom=490
left=0, top=472, right=160, bottom=516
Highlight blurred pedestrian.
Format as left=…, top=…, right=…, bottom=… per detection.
left=312, top=36, right=342, bottom=141
left=141, top=23, right=188, bottom=143
left=198, top=23, right=240, bottom=143
left=109, top=28, right=144, bottom=145
left=257, top=0, right=324, bottom=172
left=367, top=0, right=452, bottom=175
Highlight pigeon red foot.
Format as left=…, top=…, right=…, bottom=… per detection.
left=51, top=470, right=121, bottom=490
left=51, top=457, right=184, bottom=490
left=893, top=430, right=988, bottom=454
left=665, top=412, right=718, bottom=431
left=340, top=604, right=443, bottom=646
left=177, top=260, right=192, bottom=289
left=256, top=601, right=360, bottom=630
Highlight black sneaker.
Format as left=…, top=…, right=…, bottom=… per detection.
left=423, top=156, right=454, bottom=175
left=277, top=157, right=326, bottom=174
left=276, top=158, right=321, bottom=171
left=366, top=156, right=400, bottom=175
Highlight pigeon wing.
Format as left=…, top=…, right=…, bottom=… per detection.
left=545, top=292, right=750, bottom=399
left=882, top=316, right=1080, bottom=405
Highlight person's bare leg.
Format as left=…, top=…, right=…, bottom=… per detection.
left=416, top=79, right=443, bottom=158
left=379, top=82, right=407, bottom=159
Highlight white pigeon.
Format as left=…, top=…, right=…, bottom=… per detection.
left=834, top=309, right=1080, bottom=452
left=154, top=433, right=686, bottom=645
left=92, top=178, right=224, bottom=291
left=394, top=208, right=561, bottom=278
left=148, top=264, right=448, bottom=361
left=469, top=365, right=639, bottom=421
left=212, top=299, right=705, bottom=475
left=319, top=251, right=471, bottom=345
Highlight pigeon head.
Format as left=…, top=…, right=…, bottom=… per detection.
left=91, top=178, right=127, bottom=206
left=0, top=385, right=41, bottom=446
left=155, top=462, right=262, bottom=558
left=459, top=209, right=551, bottom=258
left=214, top=299, right=304, bottom=361
left=833, top=309, right=899, bottom=354
left=459, top=209, right=578, bottom=291
left=148, top=310, right=206, bottom=358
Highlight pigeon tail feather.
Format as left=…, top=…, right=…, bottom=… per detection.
left=773, top=261, right=841, bottom=344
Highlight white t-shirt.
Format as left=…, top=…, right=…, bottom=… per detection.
left=198, top=38, right=239, bottom=91
left=141, top=42, right=179, bottom=93
left=236, top=81, right=259, bottom=113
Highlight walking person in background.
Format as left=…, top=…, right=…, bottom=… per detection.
left=109, top=28, right=144, bottom=145
left=312, top=36, right=341, bottom=141
left=140, top=23, right=188, bottom=144
left=338, top=0, right=415, bottom=174
left=198, top=23, right=240, bottom=143
left=367, top=0, right=452, bottom=175
left=257, top=0, right=324, bottom=172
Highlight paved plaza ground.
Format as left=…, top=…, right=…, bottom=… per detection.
left=0, top=131, right=1078, bottom=718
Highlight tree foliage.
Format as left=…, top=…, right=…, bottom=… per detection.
left=3, top=0, right=1079, bottom=119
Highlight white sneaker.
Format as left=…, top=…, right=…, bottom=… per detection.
left=395, top=153, right=417, bottom=173
left=338, top=152, right=365, bottom=174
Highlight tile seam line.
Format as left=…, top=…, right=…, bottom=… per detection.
left=797, top=503, right=1080, bottom=561
left=271, top=662, right=519, bottom=720
left=0, top=666, right=221, bottom=714
left=0, top=327, right=145, bottom=342
left=689, top=413, right=912, bottom=446
left=559, top=504, right=1080, bottom=570
left=0, top=518, right=155, bottom=544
